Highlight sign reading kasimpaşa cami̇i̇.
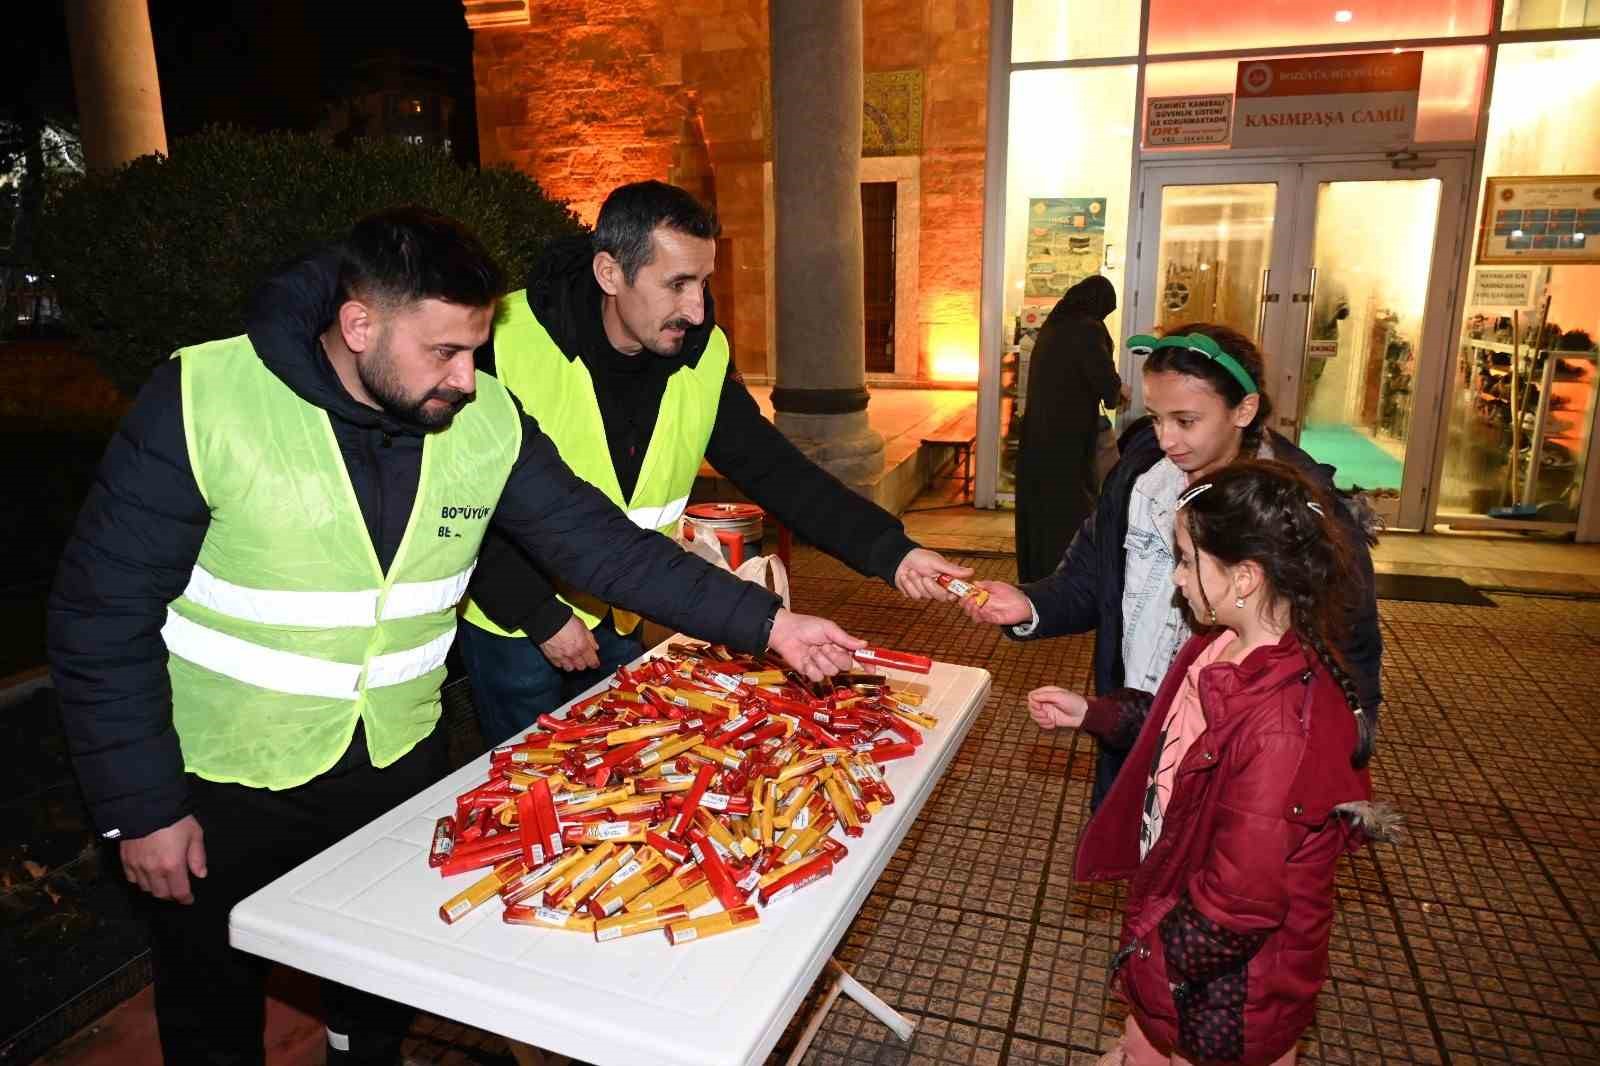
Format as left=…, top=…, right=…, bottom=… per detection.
left=1231, top=52, right=1422, bottom=150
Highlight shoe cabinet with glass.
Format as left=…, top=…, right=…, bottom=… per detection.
left=1445, top=317, right=1598, bottom=523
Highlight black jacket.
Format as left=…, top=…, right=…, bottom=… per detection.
left=46, top=253, right=780, bottom=841
left=1011, top=419, right=1383, bottom=800
left=468, top=235, right=917, bottom=642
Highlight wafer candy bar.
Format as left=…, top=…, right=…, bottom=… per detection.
left=439, top=858, right=526, bottom=924
left=934, top=573, right=990, bottom=606
left=665, top=905, right=759, bottom=945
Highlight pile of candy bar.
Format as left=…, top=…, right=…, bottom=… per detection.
left=432, top=642, right=936, bottom=946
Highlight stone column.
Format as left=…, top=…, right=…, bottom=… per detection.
left=768, top=0, right=885, bottom=487
left=64, top=0, right=168, bottom=170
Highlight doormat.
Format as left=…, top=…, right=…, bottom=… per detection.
left=1375, top=573, right=1495, bottom=606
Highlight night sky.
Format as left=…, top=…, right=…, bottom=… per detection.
left=9, top=0, right=478, bottom=160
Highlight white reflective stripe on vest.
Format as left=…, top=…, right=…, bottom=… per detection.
left=182, top=566, right=379, bottom=628
left=364, top=626, right=456, bottom=688
left=379, top=564, right=476, bottom=621
left=625, top=495, right=691, bottom=531
left=180, top=564, right=475, bottom=628
left=162, top=609, right=362, bottom=698
left=162, top=609, right=456, bottom=699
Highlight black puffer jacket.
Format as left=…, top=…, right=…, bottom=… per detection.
left=1009, top=418, right=1383, bottom=807
left=47, top=253, right=779, bottom=841
left=467, top=235, right=918, bottom=641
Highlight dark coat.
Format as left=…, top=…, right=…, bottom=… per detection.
left=47, top=253, right=779, bottom=841
left=1014, top=276, right=1121, bottom=583
left=1010, top=418, right=1383, bottom=808
left=467, top=234, right=916, bottom=641
left=1075, top=630, right=1375, bottom=1065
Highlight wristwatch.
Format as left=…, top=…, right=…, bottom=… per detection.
left=759, top=604, right=779, bottom=650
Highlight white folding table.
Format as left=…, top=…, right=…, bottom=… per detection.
left=230, top=650, right=990, bottom=1066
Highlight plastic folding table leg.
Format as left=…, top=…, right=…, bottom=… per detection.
left=782, top=957, right=915, bottom=1064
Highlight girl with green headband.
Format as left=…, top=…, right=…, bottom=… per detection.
left=957, top=322, right=1383, bottom=811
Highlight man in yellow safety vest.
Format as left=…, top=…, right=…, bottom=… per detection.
left=451, top=181, right=973, bottom=744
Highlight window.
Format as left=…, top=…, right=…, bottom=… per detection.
left=1011, top=0, right=1140, bottom=63
left=1439, top=40, right=1600, bottom=522
left=997, top=65, right=1137, bottom=497
left=1501, top=0, right=1600, bottom=30
left=1147, top=0, right=1492, bottom=54
left=1141, top=46, right=1487, bottom=144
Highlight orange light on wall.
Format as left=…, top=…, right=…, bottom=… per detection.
left=927, top=320, right=979, bottom=382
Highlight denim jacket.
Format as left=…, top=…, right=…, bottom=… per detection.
left=1120, top=457, right=1191, bottom=694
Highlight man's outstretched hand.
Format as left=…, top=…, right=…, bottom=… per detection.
left=894, top=548, right=974, bottom=600
left=766, top=608, right=867, bottom=681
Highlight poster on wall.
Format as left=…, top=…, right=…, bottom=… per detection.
left=1477, top=176, right=1600, bottom=265
left=1231, top=51, right=1421, bottom=149
left=1146, top=95, right=1232, bottom=147
left=1025, top=198, right=1105, bottom=298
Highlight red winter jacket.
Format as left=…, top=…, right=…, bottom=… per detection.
left=1074, top=630, right=1376, bottom=1064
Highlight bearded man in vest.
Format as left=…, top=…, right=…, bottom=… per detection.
left=446, top=180, right=972, bottom=743
left=48, top=207, right=866, bottom=1064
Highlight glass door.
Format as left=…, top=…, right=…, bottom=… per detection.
left=1129, top=163, right=1300, bottom=413
left=1275, top=159, right=1470, bottom=528
left=1131, top=157, right=1470, bottom=529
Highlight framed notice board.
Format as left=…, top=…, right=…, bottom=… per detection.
left=1477, top=175, right=1600, bottom=265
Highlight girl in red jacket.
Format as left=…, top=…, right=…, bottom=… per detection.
left=1044, top=461, right=1395, bottom=1066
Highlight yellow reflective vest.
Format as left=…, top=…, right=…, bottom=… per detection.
left=164, top=335, right=520, bottom=789
left=459, top=291, right=726, bottom=638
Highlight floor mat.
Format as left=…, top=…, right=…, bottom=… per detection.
left=1374, top=572, right=1496, bottom=605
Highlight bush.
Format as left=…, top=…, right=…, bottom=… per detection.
left=37, top=127, right=585, bottom=393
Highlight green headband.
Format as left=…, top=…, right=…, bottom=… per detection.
left=1127, top=333, right=1259, bottom=396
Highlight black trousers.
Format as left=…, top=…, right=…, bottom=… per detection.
left=146, top=724, right=446, bottom=1065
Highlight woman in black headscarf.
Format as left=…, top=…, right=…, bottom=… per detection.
left=1014, top=275, right=1122, bottom=583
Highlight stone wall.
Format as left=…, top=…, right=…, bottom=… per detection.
left=470, top=0, right=988, bottom=380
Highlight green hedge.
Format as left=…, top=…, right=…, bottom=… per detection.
left=38, top=127, right=584, bottom=393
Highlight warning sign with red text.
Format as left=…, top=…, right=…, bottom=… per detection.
left=1232, top=52, right=1422, bottom=149
left=1146, top=95, right=1233, bottom=147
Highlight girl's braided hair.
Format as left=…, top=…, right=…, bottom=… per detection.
left=1181, top=460, right=1375, bottom=768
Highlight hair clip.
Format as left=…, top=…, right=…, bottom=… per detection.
left=1307, top=502, right=1325, bottom=516
left=1175, top=482, right=1215, bottom=510
left=1126, top=332, right=1258, bottom=395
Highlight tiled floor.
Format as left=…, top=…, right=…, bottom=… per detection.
left=764, top=549, right=1600, bottom=1065
left=30, top=546, right=1600, bottom=1065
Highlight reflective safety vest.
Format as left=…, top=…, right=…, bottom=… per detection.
left=164, top=335, right=521, bottom=789
left=460, top=290, right=726, bottom=638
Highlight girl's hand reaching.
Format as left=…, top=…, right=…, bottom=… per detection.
left=1028, top=686, right=1088, bottom=731
left=957, top=581, right=1033, bottom=626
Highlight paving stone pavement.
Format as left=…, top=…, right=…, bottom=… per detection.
left=727, top=547, right=1600, bottom=1066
